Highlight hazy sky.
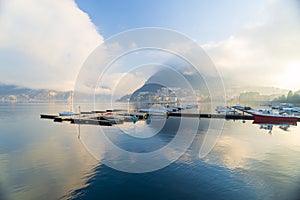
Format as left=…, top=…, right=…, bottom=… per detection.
left=0, top=0, right=300, bottom=91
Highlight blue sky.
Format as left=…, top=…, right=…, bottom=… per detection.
left=75, top=0, right=265, bottom=43
left=75, top=0, right=300, bottom=91
left=0, top=0, right=300, bottom=91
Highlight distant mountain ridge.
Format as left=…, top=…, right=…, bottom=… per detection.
left=0, top=84, right=71, bottom=102
left=1, top=82, right=295, bottom=103
left=117, top=68, right=224, bottom=104
left=117, top=69, right=294, bottom=103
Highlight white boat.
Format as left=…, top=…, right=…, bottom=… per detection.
left=216, top=106, right=236, bottom=114
left=165, top=107, right=178, bottom=112
left=140, top=107, right=168, bottom=114
left=185, top=104, right=198, bottom=109
left=292, top=107, right=300, bottom=112
left=101, top=111, right=124, bottom=124
left=272, top=103, right=300, bottom=113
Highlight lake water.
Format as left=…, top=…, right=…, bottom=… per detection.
left=0, top=103, right=300, bottom=200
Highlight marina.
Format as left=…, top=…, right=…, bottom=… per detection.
left=40, top=105, right=300, bottom=126
left=1, top=103, right=300, bottom=199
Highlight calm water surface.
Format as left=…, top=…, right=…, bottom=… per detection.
left=0, top=103, right=300, bottom=200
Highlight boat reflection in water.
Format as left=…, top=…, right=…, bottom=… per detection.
left=252, top=109, right=298, bottom=134
left=253, top=120, right=296, bottom=134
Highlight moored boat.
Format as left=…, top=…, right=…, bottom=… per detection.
left=216, top=106, right=236, bottom=115
left=59, top=111, right=75, bottom=116
left=252, top=112, right=297, bottom=125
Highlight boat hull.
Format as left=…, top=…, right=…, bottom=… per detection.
left=59, top=111, right=75, bottom=116
left=252, top=113, right=297, bottom=125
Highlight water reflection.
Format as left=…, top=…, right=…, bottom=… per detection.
left=202, top=120, right=300, bottom=199
left=258, top=123, right=293, bottom=133
left=1, top=103, right=300, bottom=199
left=78, top=116, right=203, bottom=173
left=258, top=124, right=274, bottom=133
left=72, top=118, right=300, bottom=199
left=278, top=124, right=290, bottom=131
left=0, top=103, right=97, bottom=200
left=253, top=121, right=297, bottom=134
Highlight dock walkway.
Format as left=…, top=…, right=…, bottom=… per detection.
left=40, top=106, right=300, bottom=126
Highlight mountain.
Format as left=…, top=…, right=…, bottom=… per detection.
left=132, top=83, right=166, bottom=94
left=0, top=84, right=71, bottom=102
left=117, top=68, right=210, bottom=103
left=117, top=68, right=291, bottom=104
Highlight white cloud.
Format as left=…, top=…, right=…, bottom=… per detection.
left=203, top=0, right=300, bottom=91
left=96, top=72, right=147, bottom=97
left=0, top=0, right=103, bottom=90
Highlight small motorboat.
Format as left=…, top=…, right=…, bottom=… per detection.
left=216, top=106, right=236, bottom=115
left=101, top=110, right=124, bottom=124
left=59, top=111, right=75, bottom=116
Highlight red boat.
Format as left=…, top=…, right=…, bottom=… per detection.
left=252, top=113, right=298, bottom=125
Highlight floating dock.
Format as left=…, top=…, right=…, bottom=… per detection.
left=40, top=111, right=259, bottom=126
left=40, top=105, right=300, bottom=127
left=168, top=113, right=254, bottom=120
